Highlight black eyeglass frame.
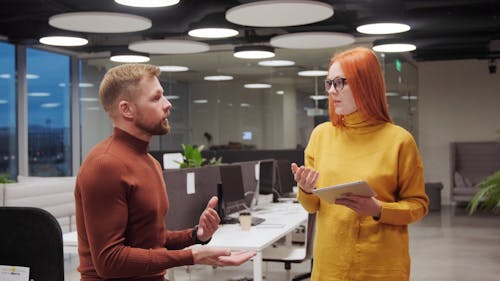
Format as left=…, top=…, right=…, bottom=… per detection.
left=324, top=77, right=347, bottom=92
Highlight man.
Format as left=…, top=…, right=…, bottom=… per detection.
left=74, top=64, right=255, bottom=281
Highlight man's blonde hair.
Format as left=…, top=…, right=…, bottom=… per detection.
left=99, top=63, right=161, bottom=116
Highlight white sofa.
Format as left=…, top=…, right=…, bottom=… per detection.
left=0, top=176, right=76, bottom=233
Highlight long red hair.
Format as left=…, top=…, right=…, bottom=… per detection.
left=328, top=47, right=392, bottom=126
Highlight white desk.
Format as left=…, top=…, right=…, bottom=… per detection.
left=208, top=202, right=307, bottom=281
left=62, top=202, right=307, bottom=281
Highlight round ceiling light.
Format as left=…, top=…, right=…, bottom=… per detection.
left=234, top=46, right=275, bottom=59
left=49, top=12, right=152, bottom=33
left=110, top=53, right=150, bottom=63
left=114, top=0, right=180, bottom=8
left=244, top=83, right=272, bottom=89
left=372, top=43, right=416, bottom=53
left=39, top=36, right=88, bottom=46
left=356, top=23, right=410, bottom=35
left=258, top=60, right=295, bottom=67
left=226, top=0, right=333, bottom=27
left=129, top=39, right=210, bottom=54
left=298, top=70, right=328, bottom=77
left=309, top=95, right=328, bottom=100
left=271, top=32, right=355, bottom=49
left=204, top=75, right=234, bottom=81
left=188, top=28, right=239, bottom=39
left=159, top=65, right=189, bottom=72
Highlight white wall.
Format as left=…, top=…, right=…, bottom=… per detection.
left=418, top=59, right=500, bottom=204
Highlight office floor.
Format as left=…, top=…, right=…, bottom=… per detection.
left=64, top=206, right=500, bottom=281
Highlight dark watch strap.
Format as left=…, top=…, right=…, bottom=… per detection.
left=192, top=225, right=211, bottom=245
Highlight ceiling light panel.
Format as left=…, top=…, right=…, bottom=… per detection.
left=159, top=65, right=189, bottom=72
left=258, top=60, right=295, bottom=67
left=271, top=32, right=355, bottom=49
left=110, top=54, right=150, bottom=63
left=39, top=36, right=88, bottom=46
left=372, top=43, right=416, bottom=53
left=298, top=70, right=328, bottom=77
left=356, top=23, right=410, bottom=35
left=234, top=46, right=275, bottom=59
left=49, top=12, right=152, bottom=33
left=244, top=83, right=272, bottom=89
left=226, top=0, right=333, bottom=27
left=129, top=39, right=210, bottom=54
left=114, top=0, right=180, bottom=8
left=204, top=75, right=234, bottom=81
left=188, top=28, right=239, bottom=39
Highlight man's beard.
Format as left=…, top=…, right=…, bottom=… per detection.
left=135, top=113, right=170, bottom=136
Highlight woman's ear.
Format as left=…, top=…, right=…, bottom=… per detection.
left=118, top=100, right=134, bottom=120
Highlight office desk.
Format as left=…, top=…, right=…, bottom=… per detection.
left=62, top=202, right=307, bottom=281
left=208, top=202, right=307, bottom=281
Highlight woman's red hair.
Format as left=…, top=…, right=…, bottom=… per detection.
left=328, top=47, right=392, bottom=126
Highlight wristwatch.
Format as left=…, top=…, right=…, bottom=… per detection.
left=192, top=225, right=211, bottom=245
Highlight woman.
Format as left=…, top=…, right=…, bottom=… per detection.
left=292, top=47, right=429, bottom=281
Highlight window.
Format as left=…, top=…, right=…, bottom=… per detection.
left=26, top=48, right=71, bottom=176
left=0, top=42, right=17, bottom=179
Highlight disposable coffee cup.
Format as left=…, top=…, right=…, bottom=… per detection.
left=239, top=212, right=252, bottom=231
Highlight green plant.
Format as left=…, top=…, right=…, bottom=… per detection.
left=175, top=144, right=222, bottom=168
left=0, top=173, right=15, bottom=183
left=468, top=170, right=500, bottom=215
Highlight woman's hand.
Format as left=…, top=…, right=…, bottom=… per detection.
left=291, top=163, right=319, bottom=194
left=335, top=195, right=381, bottom=217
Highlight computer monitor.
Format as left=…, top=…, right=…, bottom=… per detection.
left=217, top=164, right=248, bottom=222
left=259, top=159, right=276, bottom=195
left=275, top=159, right=294, bottom=196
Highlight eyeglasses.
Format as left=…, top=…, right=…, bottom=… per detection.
left=324, top=77, right=347, bottom=92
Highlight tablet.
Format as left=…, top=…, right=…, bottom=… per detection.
left=312, top=180, right=376, bottom=204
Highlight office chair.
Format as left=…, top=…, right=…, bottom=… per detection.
left=262, top=213, right=315, bottom=281
left=0, top=206, right=65, bottom=281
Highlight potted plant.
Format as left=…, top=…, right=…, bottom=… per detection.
left=176, top=144, right=222, bottom=168
left=467, top=170, right=500, bottom=215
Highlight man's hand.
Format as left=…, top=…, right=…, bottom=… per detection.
left=191, top=246, right=256, bottom=267
left=197, top=196, right=220, bottom=242
left=291, top=163, right=319, bottom=194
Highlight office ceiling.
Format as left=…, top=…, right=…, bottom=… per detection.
left=1, top=0, right=499, bottom=62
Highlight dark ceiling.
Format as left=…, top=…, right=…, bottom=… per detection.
left=1, top=0, right=499, bottom=62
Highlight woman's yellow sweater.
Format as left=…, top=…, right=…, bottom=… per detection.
left=298, top=111, right=429, bottom=281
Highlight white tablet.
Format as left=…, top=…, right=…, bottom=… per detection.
left=312, top=180, right=376, bottom=204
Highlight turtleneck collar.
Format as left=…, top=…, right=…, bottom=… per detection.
left=113, top=127, right=149, bottom=154
left=342, top=111, right=385, bottom=129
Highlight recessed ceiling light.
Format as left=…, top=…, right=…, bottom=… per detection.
left=234, top=46, right=275, bottom=59
left=79, top=83, right=94, bottom=88
left=188, top=28, right=239, bottom=39
left=401, top=95, right=418, bottom=100
left=244, top=83, right=272, bottom=89
left=240, top=103, right=251, bottom=107
left=159, top=65, right=189, bottom=72
left=193, top=99, right=208, bottom=104
left=39, top=36, right=88, bottom=46
left=129, top=39, right=210, bottom=54
left=204, top=75, right=234, bottom=81
left=0, top=74, right=11, bottom=79
left=386, top=92, right=400, bottom=97
left=28, top=92, right=51, bottom=97
left=298, top=70, right=328, bottom=77
left=165, top=95, right=180, bottom=100
left=271, top=32, right=355, bottom=49
left=49, top=12, right=152, bottom=33
left=26, top=74, right=40, bottom=79
left=258, top=60, right=295, bottom=67
left=226, top=0, right=333, bottom=27
left=80, top=97, right=99, bottom=102
left=110, top=54, right=150, bottom=63
left=276, top=90, right=285, bottom=95
left=372, top=43, right=416, bottom=53
left=114, top=0, right=180, bottom=8
left=309, top=95, right=328, bottom=100
left=41, top=102, right=61, bottom=108
left=356, top=23, right=410, bottom=35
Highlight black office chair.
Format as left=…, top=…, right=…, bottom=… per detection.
left=0, top=206, right=65, bottom=281
left=263, top=213, right=315, bottom=281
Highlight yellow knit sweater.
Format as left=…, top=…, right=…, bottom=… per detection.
left=298, top=111, right=429, bottom=281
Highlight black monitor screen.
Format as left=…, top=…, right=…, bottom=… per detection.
left=219, top=165, right=247, bottom=216
left=259, top=159, right=276, bottom=195
left=276, top=159, right=294, bottom=195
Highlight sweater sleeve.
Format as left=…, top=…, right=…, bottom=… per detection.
left=78, top=155, right=194, bottom=279
left=297, top=128, right=320, bottom=213
left=378, top=134, right=429, bottom=226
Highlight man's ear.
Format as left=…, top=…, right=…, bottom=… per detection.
left=118, top=100, right=134, bottom=120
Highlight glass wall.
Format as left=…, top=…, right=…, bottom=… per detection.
left=0, top=42, right=17, bottom=179
left=26, top=48, right=71, bottom=176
